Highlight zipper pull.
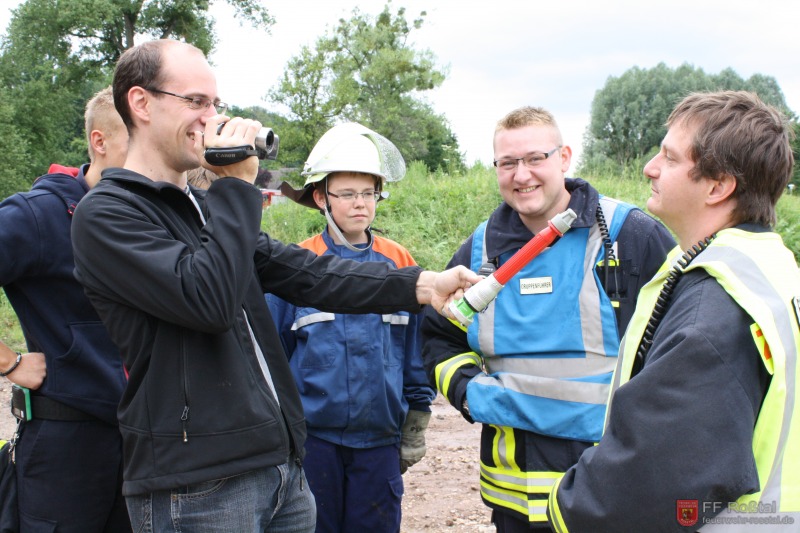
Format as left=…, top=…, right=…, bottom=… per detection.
left=181, top=406, right=190, bottom=443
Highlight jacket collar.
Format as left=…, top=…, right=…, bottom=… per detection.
left=100, top=167, right=188, bottom=194
left=75, top=163, right=91, bottom=194
left=98, top=167, right=207, bottom=226
left=320, top=227, right=373, bottom=257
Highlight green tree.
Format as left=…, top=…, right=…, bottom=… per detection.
left=269, top=3, right=464, bottom=173
left=269, top=45, right=338, bottom=167
left=0, top=0, right=273, bottom=199
left=0, top=86, right=33, bottom=200
left=4, top=0, right=272, bottom=66
left=228, top=103, right=294, bottom=170
left=583, top=63, right=794, bottom=170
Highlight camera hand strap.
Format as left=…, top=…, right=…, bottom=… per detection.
left=204, top=146, right=258, bottom=166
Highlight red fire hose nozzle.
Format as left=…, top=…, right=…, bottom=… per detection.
left=447, top=208, right=577, bottom=328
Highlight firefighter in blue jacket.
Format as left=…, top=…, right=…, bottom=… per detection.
left=269, top=123, right=435, bottom=533
left=421, top=106, right=675, bottom=531
left=548, top=91, right=800, bottom=532
left=0, top=87, right=131, bottom=531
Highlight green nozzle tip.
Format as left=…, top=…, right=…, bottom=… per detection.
left=455, top=298, right=475, bottom=320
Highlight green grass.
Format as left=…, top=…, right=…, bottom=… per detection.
left=3, top=162, right=799, bottom=346
left=0, top=294, right=26, bottom=352
left=775, top=193, right=800, bottom=260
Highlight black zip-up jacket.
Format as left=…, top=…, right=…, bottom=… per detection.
left=71, top=169, right=424, bottom=496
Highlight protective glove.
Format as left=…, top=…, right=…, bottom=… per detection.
left=399, top=410, right=431, bottom=474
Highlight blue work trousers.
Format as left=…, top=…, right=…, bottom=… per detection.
left=15, top=418, right=130, bottom=532
left=303, top=434, right=403, bottom=533
left=125, top=460, right=316, bottom=533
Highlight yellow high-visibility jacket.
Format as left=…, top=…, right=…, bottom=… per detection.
left=550, top=227, right=800, bottom=532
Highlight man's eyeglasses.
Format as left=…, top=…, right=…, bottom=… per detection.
left=145, top=88, right=229, bottom=115
left=493, top=146, right=562, bottom=172
left=327, top=190, right=381, bottom=203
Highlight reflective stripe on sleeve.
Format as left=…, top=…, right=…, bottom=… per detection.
left=434, top=352, right=481, bottom=398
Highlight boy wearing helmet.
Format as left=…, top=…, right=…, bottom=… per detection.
left=269, top=123, right=435, bottom=533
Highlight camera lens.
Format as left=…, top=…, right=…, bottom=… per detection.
left=255, top=128, right=279, bottom=160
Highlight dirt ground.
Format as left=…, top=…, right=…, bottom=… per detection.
left=0, top=383, right=493, bottom=532
left=400, top=394, right=493, bottom=532
left=0, top=379, right=16, bottom=441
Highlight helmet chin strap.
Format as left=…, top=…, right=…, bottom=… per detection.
left=323, top=178, right=373, bottom=253
left=324, top=207, right=373, bottom=252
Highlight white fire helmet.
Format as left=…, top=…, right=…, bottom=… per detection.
left=302, top=122, right=405, bottom=185
left=280, top=122, right=406, bottom=210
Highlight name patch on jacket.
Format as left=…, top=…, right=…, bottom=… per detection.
left=519, top=277, right=553, bottom=295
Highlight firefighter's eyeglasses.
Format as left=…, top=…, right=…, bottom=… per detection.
left=327, top=190, right=381, bottom=203
left=493, top=146, right=561, bottom=172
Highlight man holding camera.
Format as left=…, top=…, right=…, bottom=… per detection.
left=70, top=39, right=479, bottom=532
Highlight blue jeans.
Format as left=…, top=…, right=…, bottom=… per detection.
left=126, top=461, right=316, bottom=533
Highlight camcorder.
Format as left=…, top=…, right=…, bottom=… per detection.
left=204, top=122, right=279, bottom=166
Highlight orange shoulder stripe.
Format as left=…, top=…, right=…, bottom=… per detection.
left=298, top=234, right=328, bottom=256
left=372, top=235, right=417, bottom=268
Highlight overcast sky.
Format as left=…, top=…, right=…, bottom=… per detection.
left=3, top=0, right=798, bottom=168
